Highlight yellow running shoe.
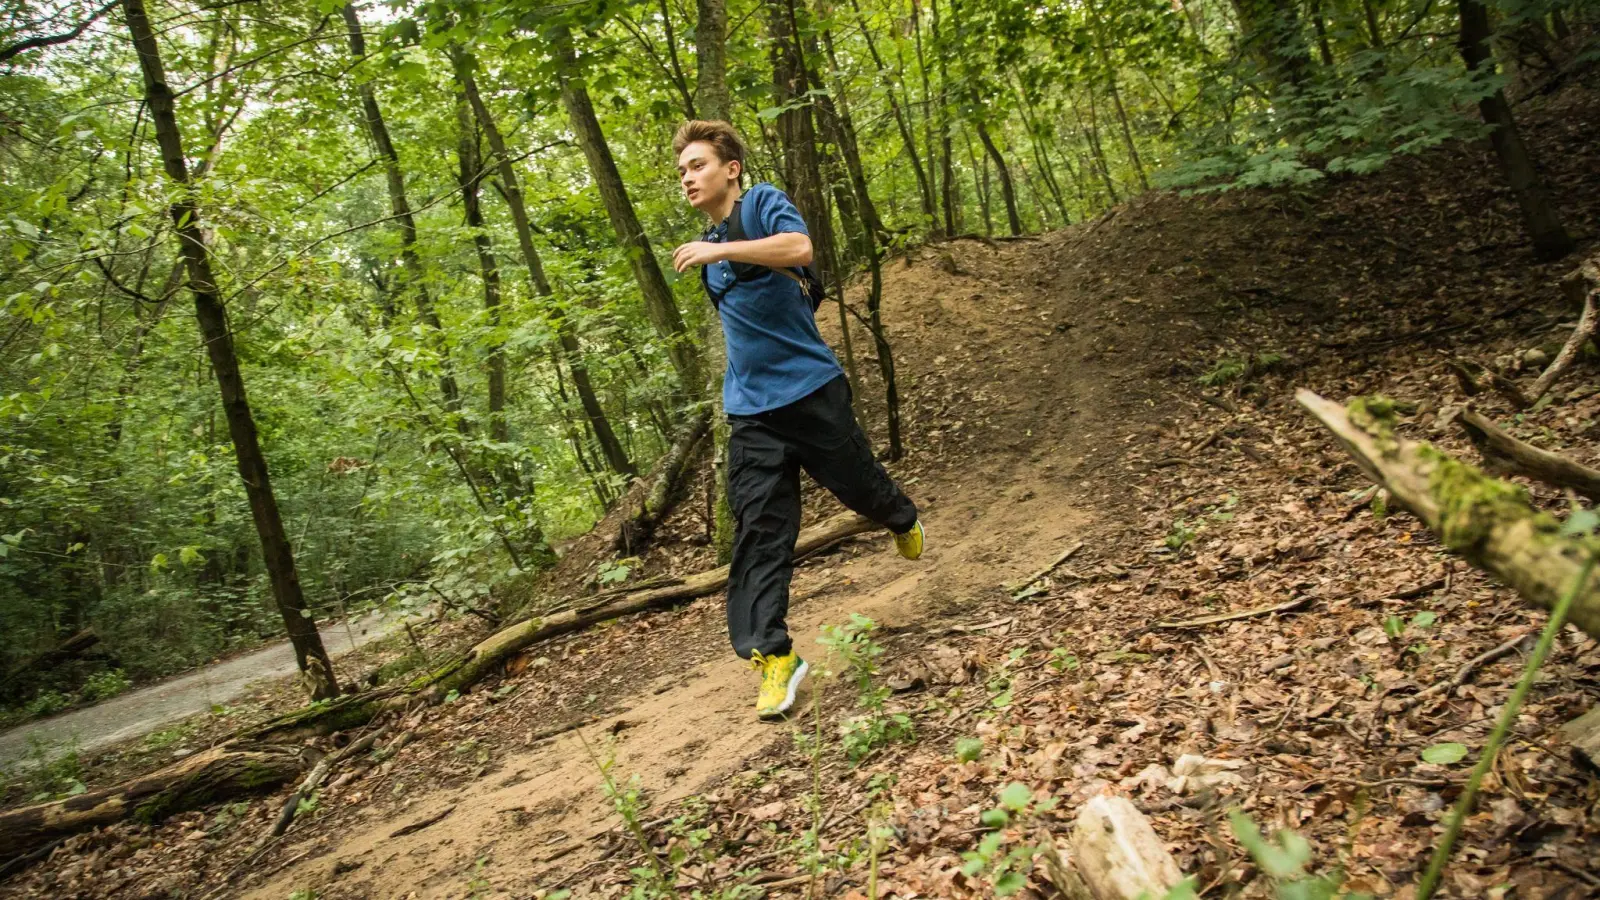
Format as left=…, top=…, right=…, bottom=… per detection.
left=751, top=650, right=809, bottom=719
left=893, top=520, right=925, bottom=560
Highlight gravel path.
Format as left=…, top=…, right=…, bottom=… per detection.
left=0, top=608, right=409, bottom=768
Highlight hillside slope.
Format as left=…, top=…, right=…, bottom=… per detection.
left=5, top=84, right=1600, bottom=899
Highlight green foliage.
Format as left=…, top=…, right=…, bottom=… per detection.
left=79, top=668, right=131, bottom=703
left=818, top=615, right=914, bottom=762
left=0, top=0, right=1585, bottom=701
left=961, top=782, right=1056, bottom=896
left=1227, top=810, right=1372, bottom=900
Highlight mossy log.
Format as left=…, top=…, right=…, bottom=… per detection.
left=1298, top=390, right=1600, bottom=638
left=0, top=743, right=309, bottom=858
left=614, top=407, right=712, bottom=553
left=252, top=511, right=877, bottom=741
left=1457, top=408, right=1600, bottom=501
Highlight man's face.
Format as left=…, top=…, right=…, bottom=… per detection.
left=676, top=140, right=740, bottom=214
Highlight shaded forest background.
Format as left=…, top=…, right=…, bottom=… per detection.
left=0, top=0, right=1593, bottom=716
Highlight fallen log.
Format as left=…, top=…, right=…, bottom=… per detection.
left=1298, top=390, right=1600, bottom=639
left=1457, top=408, right=1600, bottom=501
left=614, top=408, right=712, bottom=553
left=1528, top=253, right=1600, bottom=403
left=249, top=511, right=878, bottom=742
left=0, top=513, right=880, bottom=853
left=0, top=743, right=310, bottom=858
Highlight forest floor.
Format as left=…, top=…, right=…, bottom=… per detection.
left=5, top=82, right=1600, bottom=899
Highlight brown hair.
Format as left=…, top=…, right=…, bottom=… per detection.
left=673, top=120, right=745, bottom=168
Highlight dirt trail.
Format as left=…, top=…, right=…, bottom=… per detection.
left=233, top=232, right=1153, bottom=898
left=0, top=608, right=413, bottom=768
left=246, top=474, right=1090, bottom=899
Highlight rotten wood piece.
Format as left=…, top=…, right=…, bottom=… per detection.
left=1155, top=595, right=1310, bottom=630
left=1068, top=794, right=1186, bottom=900
left=1448, top=357, right=1531, bottom=408
left=1458, top=408, right=1600, bottom=501
left=1298, top=390, right=1600, bottom=639
left=1529, top=254, right=1600, bottom=403
left=390, top=804, right=456, bottom=838
left=270, top=725, right=390, bottom=837
left=0, top=743, right=310, bottom=858
left=1561, top=706, right=1600, bottom=773
left=613, top=408, right=712, bottom=553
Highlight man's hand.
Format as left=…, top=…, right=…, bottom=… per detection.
left=672, top=241, right=725, bottom=273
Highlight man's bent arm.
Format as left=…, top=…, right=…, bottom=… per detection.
left=721, top=232, right=813, bottom=268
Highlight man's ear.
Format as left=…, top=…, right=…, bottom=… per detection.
left=728, top=159, right=743, bottom=184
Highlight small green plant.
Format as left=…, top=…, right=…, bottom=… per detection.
left=295, top=790, right=320, bottom=818
left=598, top=557, right=637, bottom=586
left=817, top=614, right=913, bottom=762
left=1228, top=810, right=1372, bottom=899
left=1164, top=519, right=1200, bottom=551
left=954, top=737, right=984, bottom=762
left=22, top=736, right=84, bottom=801
left=576, top=733, right=677, bottom=899
left=1198, top=351, right=1286, bottom=387
left=287, top=890, right=318, bottom=900
left=961, top=782, right=1056, bottom=896
left=1048, top=648, right=1080, bottom=672
left=79, top=668, right=131, bottom=703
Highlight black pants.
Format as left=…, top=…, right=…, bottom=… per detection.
left=726, top=375, right=918, bottom=659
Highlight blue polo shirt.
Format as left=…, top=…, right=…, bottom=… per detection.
left=705, top=182, right=844, bottom=415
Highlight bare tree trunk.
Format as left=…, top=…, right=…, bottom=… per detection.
left=554, top=32, right=707, bottom=401
left=818, top=13, right=902, bottom=459
left=1456, top=0, right=1573, bottom=261
left=1231, top=0, right=1315, bottom=91
left=453, top=57, right=637, bottom=478
left=1014, top=78, right=1072, bottom=225
left=847, top=0, right=934, bottom=230
left=342, top=3, right=463, bottom=420
left=1077, top=90, right=1121, bottom=204
left=911, top=0, right=942, bottom=237
left=124, top=0, right=337, bottom=700
left=967, top=129, right=994, bottom=235
left=696, top=0, right=731, bottom=121
left=452, top=98, right=508, bottom=448
left=975, top=121, right=1023, bottom=236
left=1087, top=0, right=1149, bottom=192
left=930, top=0, right=956, bottom=237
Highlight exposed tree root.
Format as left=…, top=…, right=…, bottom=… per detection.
left=1528, top=254, right=1600, bottom=403
left=1298, top=390, right=1600, bottom=639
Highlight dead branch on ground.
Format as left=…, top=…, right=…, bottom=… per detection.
left=1528, top=254, right=1600, bottom=403
left=1297, top=390, right=1600, bottom=639
left=1457, top=408, right=1600, bottom=501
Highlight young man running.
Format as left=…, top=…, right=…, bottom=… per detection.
left=670, top=120, right=925, bottom=720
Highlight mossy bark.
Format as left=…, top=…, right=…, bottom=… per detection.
left=1299, top=390, right=1600, bottom=639
left=0, top=744, right=309, bottom=856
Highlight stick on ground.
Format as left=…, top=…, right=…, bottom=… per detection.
left=1458, top=408, right=1600, bottom=501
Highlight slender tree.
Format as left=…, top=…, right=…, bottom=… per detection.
left=123, top=0, right=338, bottom=700
left=553, top=30, right=708, bottom=403
left=1455, top=0, right=1573, bottom=261
left=341, top=3, right=464, bottom=420
left=453, top=54, right=637, bottom=478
